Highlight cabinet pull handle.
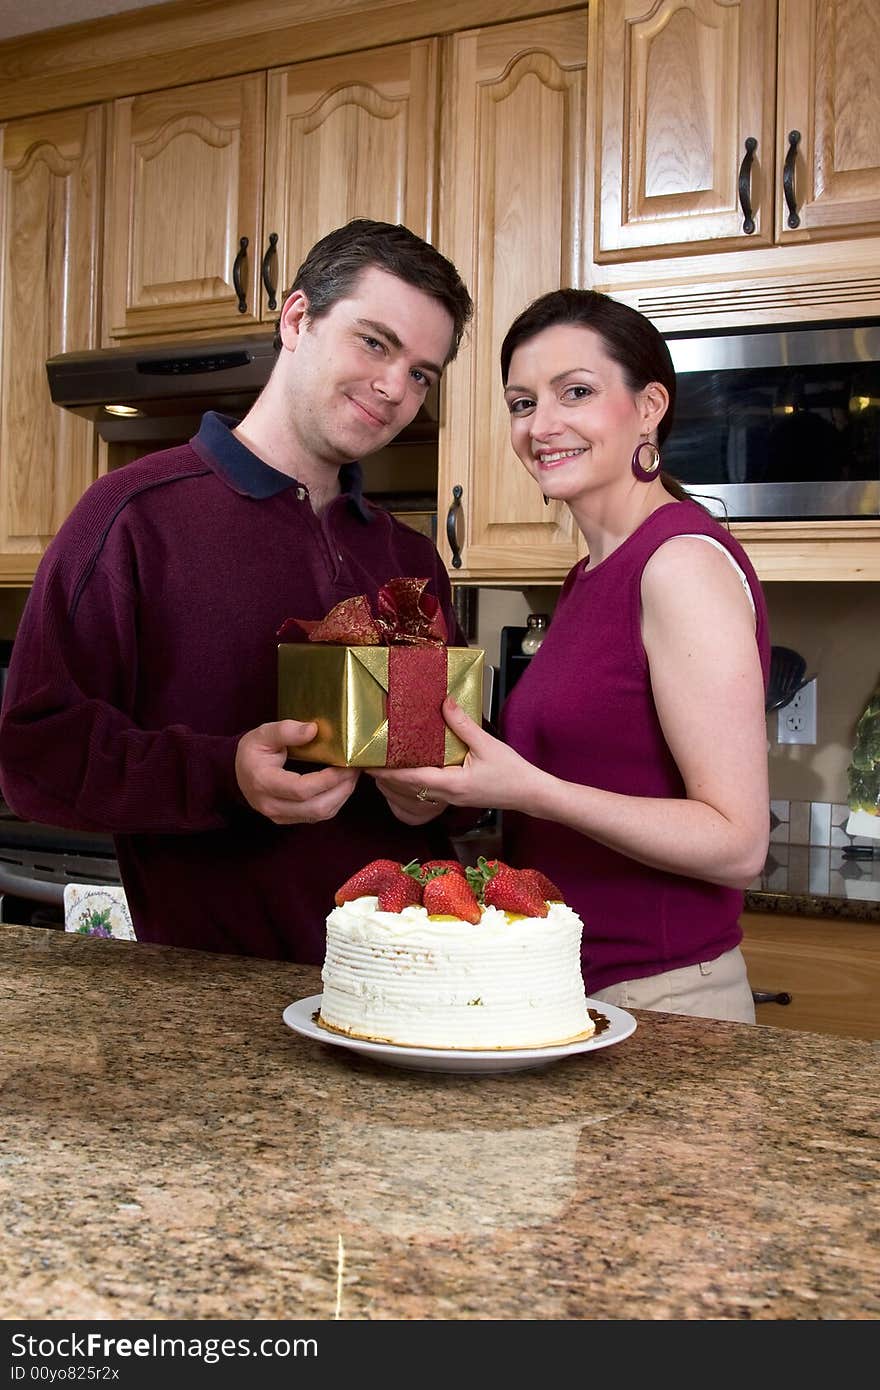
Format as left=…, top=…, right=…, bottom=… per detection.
left=446, top=484, right=463, bottom=570
left=738, top=136, right=758, bottom=234
left=783, top=130, right=801, bottom=229
left=752, top=989, right=793, bottom=1006
left=232, top=235, right=249, bottom=314
left=261, top=232, right=279, bottom=310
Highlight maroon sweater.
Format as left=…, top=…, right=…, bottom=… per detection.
left=501, top=501, right=770, bottom=994
left=0, top=413, right=467, bottom=961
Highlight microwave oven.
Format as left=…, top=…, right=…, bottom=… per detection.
left=662, top=320, right=880, bottom=521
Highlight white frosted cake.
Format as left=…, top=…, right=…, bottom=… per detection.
left=319, top=890, right=592, bottom=1051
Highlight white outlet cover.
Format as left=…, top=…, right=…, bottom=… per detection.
left=777, top=678, right=817, bottom=745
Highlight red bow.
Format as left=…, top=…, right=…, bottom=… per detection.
left=277, top=577, right=448, bottom=647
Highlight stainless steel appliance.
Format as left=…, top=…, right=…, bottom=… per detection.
left=1, top=638, right=120, bottom=924
left=663, top=319, right=880, bottom=520
left=0, top=812, right=121, bottom=927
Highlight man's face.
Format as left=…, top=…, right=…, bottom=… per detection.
left=278, top=266, right=455, bottom=467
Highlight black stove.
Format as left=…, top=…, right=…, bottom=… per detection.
left=0, top=804, right=121, bottom=927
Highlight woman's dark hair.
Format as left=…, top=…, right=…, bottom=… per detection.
left=500, top=288, right=692, bottom=498
left=274, top=219, right=473, bottom=363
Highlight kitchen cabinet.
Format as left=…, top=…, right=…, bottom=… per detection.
left=728, top=521, right=880, bottom=584
left=104, top=73, right=266, bottom=339
left=263, top=43, right=437, bottom=318
left=0, top=107, right=103, bottom=584
left=104, top=41, right=437, bottom=340
left=593, top=0, right=880, bottom=262
left=437, top=11, right=588, bottom=582
left=1, top=0, right=878, bottom=590
left=740, top=910, right=880, bottom=1040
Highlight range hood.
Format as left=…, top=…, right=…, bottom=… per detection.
left=46, top=334, right=439, bottom=444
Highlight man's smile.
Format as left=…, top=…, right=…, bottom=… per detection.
left=347, top=395, right=392, bottom=428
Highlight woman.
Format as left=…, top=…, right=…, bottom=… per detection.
left=372, top=289, right=770, bottom=1022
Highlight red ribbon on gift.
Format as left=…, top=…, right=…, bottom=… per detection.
left=277, top=577, right=448, bottom=647
left=277, top=579, right=451, bottom=767
left=387, top=643, right=448, bottom=767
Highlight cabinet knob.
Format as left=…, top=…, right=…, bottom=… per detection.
left=738, top=136, right=758, bottom=235
left=446, top=485, right=463, bottom=569
left=783, top=130, right=801, bottom=229
left=232, top=235, right=249, bottom=314
left=752, top=988, right=793, bottom=1006
left=261, top=232, right=279, bottom=311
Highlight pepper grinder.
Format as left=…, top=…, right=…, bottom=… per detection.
left=520, top=613, right=549, bottom=656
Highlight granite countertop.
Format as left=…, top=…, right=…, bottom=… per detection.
left=2, top=924, right=878, bottom=1321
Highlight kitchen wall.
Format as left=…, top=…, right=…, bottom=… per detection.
left=474, top=579, right=880, bottom=810
left=765, top=582, right=879, bottom=805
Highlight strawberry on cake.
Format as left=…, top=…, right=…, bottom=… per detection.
left=318, top=857, right=592, bottom=1050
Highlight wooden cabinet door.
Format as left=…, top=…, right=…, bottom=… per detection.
left=0, top=108, right=102, bottom=583
left=105, top=74, right=266, bottom=338
left=438, top=13, right=587, bottom=582
left=264, top=40, right=438, bottom=322
left=595, top=0, right=776, bottom=260
left=777, top=0, right=880, bottom=241
left=740, top=911, right=880, bottom=1040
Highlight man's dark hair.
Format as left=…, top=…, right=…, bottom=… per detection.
left=274, top=219, right=473, bottom=362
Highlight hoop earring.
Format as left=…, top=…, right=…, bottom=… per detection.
left=543, top=494, right=550, bottom=506
left=631, top=439, right=661, bottom=482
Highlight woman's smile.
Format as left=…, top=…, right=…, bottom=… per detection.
left=534, top=445, right=588, bottom=468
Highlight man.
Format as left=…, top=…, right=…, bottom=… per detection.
left=0, top=220, right=474, bottom=960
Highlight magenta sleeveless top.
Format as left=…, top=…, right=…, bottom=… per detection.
left=501, top=500, right=770, bottom=993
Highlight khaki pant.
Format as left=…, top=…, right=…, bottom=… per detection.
left=590, top=945, right=755, bottom=1024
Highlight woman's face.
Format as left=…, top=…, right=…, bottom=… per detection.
left=503, top=323, right=651, bottom=505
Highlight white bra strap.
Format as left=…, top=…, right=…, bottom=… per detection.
left=680, top=533, right=756, bottom=619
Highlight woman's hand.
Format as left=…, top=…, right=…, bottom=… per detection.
left=368, top=696, right=544, bottom=821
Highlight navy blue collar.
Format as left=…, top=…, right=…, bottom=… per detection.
left=191, top=411, right=371, bottom=519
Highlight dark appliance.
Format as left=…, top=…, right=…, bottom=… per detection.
left=0, top=815, right=121, bottom=928
left=662, top=319, right=880, bottom=520
left=45, top=333, right=439, bottom=445
left=0, top=640, right=121, bottom=927
left=497, top=625, right=534, bottom=711
left=44, top=333, right=441, bottom=530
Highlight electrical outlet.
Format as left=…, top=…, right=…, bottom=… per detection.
left=777, top=678, right=817, bottom=745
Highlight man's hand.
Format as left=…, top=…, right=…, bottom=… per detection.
left=235, top=719, right=359, bottom=825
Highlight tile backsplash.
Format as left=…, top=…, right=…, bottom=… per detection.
left=755, top=800, right=880, bottom=904
left=769, top=800, right=876, bottom=848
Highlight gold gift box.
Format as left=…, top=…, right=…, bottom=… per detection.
left=278, top=644, right=484, bottom=767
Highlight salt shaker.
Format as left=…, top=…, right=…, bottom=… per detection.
left=520, top=613, right=549, bottom=656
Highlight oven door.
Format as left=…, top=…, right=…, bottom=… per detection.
left=0, top=815, right=121, bottom=927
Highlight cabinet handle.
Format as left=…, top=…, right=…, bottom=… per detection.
left=446, top=484, right=463, bottom=570
left=232, top=235, right=249, bottom=314
left=783, top=130, right=801, bottom=229
left=261, top=232, right=279, bottom=310
left=738, top=136, right=758, bottom=234
left=752, top=989, right=793, bottom=1006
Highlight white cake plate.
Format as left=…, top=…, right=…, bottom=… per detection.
left=282, top=994, right=637, bottom=1074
